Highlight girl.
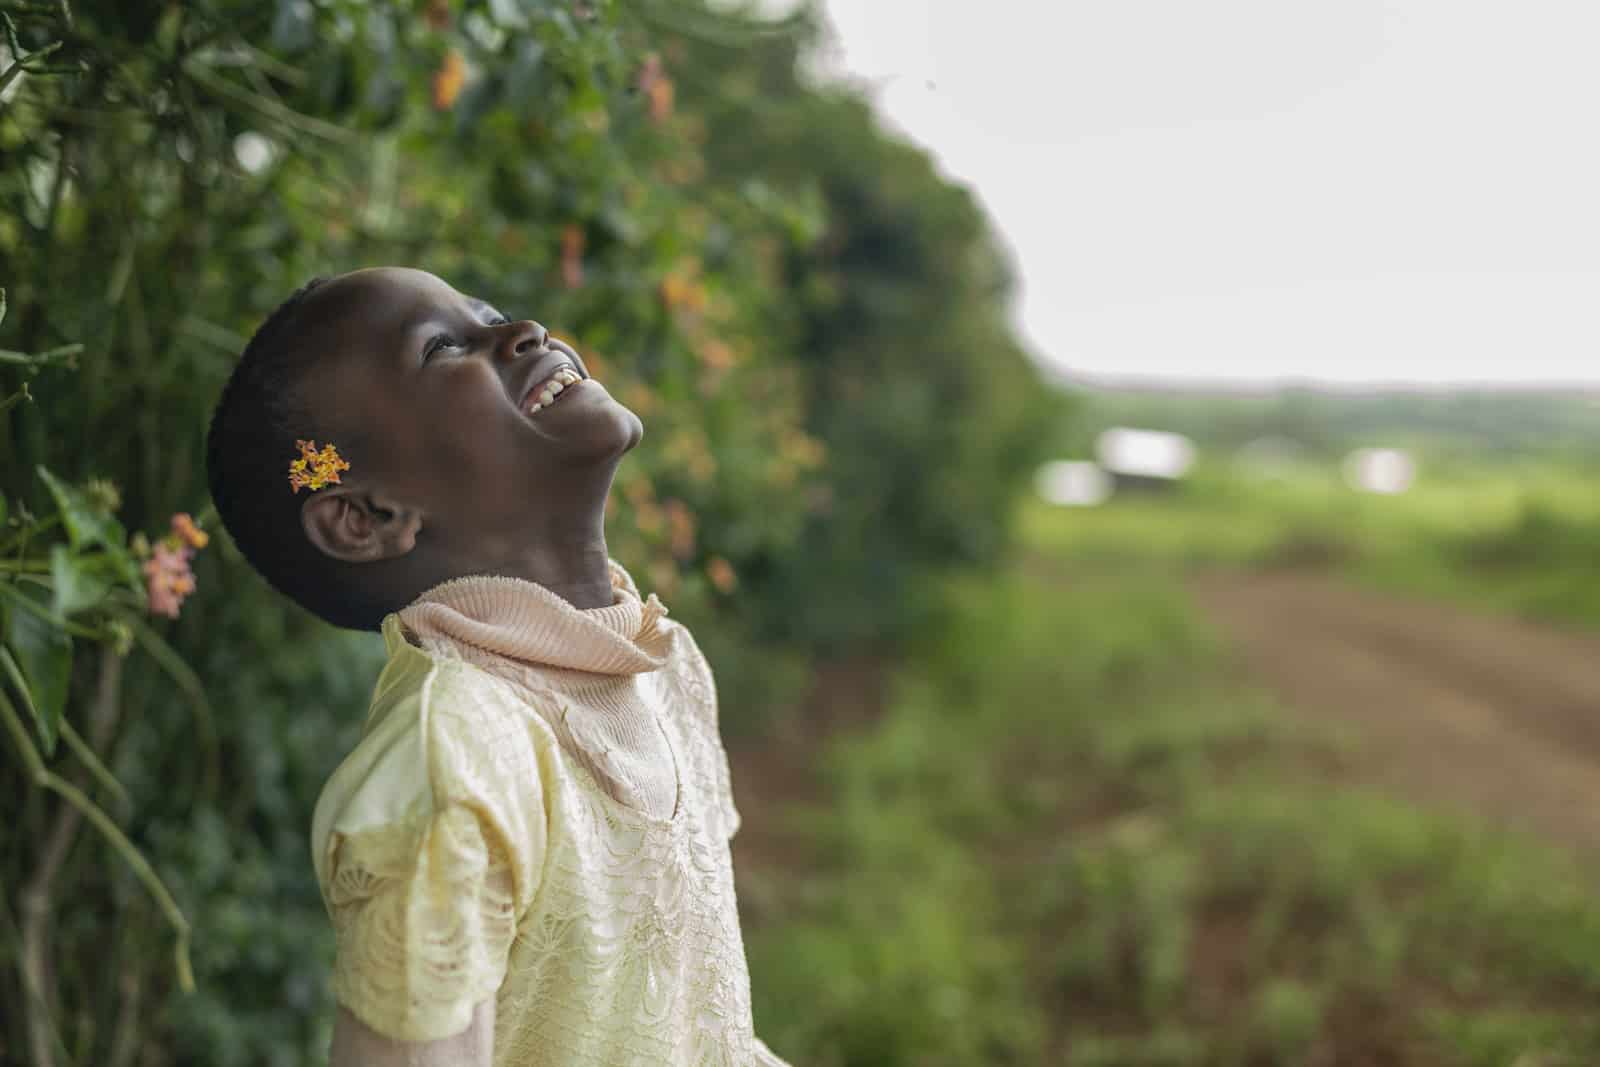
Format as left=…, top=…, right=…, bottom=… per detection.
left=206, top=267, right=788, bottom=1066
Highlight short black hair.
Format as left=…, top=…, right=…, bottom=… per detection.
left=206, top=278, right=387, bottom=630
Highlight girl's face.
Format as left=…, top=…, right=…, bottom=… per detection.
left=297, top=267, right=642, bottom=564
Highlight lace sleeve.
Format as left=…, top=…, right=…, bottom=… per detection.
left=330, top=996, right=495, bottom=1066
left=717, top=740, right=741, bottom=841
left=326, top=803, right=518, bottom=1042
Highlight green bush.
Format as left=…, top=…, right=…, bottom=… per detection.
left=0, top=1, right=1052, bottom=1062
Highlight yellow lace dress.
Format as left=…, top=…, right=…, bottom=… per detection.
left=309, top=563, right=789, bottom=1065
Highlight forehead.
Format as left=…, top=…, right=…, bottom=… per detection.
left=290, top=269, right=493, bottom=431
left=303, top=268, right=490, bottom=337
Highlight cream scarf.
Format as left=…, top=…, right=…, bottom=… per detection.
left=395, top=562, right=681, bottom=820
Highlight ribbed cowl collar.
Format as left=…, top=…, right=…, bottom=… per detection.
left=395, top=560, right=672, bottom=676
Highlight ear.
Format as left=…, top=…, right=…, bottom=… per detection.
left=300, top=486, right=423, bottom=564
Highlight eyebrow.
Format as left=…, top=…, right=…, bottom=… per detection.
left=466, top=297, right=505, bottom=321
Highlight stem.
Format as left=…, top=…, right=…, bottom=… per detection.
left=0, top=383, right=31, bottom=414
left=181, top=57, right=356, bottom=143
left=128, top=617, right=220, bottom=799
left=0, top=342, right=84, bottom=365
left=13, top=647, right=125, bottom=1067
left=58, top=717, right=130, bottom=813
left=0, top=37, right=62, bottom=94
left=106, top=960, right=140, bottom=1067
left=0, top=670, right=193, bottom=1049
left=0, top=678, right=59, bottom=1066
left=0, top=582, right=103, bottom=638
left=0, top=514, right=58, bottom=555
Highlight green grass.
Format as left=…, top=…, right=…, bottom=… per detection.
left=1022, top=457, right=1600, bottom=628
left=745, top=560, right=1600, bottom=1065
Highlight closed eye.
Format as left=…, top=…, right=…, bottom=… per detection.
left=423, top=314, right=512, bottom=361
left=423, top=333, right=462, bottom=360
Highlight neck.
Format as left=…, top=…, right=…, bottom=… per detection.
left=495, top=532, right=615, bottom=609
left=487, top=470, right=616, bottom=608
left=406, top=467, right=620, bottom=610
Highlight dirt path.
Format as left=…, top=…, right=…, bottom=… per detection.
left=1191, top=570, right=1600, bottom=857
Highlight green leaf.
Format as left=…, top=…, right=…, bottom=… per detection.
left=503, top=36, right=547, bottom=102
left=270, top=0, right=315, bottom=53
left=155, top=4, right=183, bottom=56
left=2, top=590, right=72, bottom=756
left=35, top=466, right=126, bottom=553
left=452, top=75, right=499, bottom=135
left=487, top=0, right=531, bottom=30
left=50, top=545, right=113, bottom=618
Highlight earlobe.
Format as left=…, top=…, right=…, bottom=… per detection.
left=301, top=487, right=422, bottom=564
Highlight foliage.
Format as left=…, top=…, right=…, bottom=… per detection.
left=745, top=559, right=1600, bottom=1065
left=0, top=292, right=214, bottom=1066
left=0, top=0, right=1051, bottom=1062
left=677, top=31, right=1056, bottom=648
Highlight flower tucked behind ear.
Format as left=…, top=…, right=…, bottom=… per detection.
left=288, top=439, right=351, bottom=494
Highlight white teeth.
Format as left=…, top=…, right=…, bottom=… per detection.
left=526, top=367, right=583, bottom=416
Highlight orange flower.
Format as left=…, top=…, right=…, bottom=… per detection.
left=638, top=53, right=674, bottom=124
left=561, top=224, right=585, bottom=289
left=699, top=339, right=737, bottom=371
left=433, top=49, right=466, bottom=111
left=658, top=273, right=706, bottom=314
left=706, top=556, right=736, bottom=594
left=170, top=512, right=209, bottom=550
left=662, top=498, right=696, bottom=560
left=288, top=439, right=351, bottom=493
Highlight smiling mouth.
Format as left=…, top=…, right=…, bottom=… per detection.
left=522, top=364, right=583, bottom=416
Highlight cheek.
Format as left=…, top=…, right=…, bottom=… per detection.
left=422, top=367, right=526, bottom=477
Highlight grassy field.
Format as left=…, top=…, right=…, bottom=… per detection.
left=1022, top=460, right=1600, bottom=628
left=741, top=467, right=1600, bottom=1066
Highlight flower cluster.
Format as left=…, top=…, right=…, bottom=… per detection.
left=637, top=53, right=673, bottom=124
left=287, top=439, right=350, bottom=494
left=432, top=48, right=466, bottom=111
left=143, top=512, right=209, bottom=619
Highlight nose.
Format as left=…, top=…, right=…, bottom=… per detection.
left=498, top=320, right=548, bottom=361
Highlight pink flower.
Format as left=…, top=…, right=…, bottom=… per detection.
left=144, top=543, right=196, bottom=619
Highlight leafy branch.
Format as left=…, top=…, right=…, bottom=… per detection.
left=3, top=283, right=215, bottom=1063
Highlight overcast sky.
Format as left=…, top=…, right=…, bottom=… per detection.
left=815, top=0, right=1600, bottom=386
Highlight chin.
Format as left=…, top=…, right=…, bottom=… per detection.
left=573, top=403, right=643, bottom=463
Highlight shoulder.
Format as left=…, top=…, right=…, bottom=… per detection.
left=653, top=617, right=721, bottom=732
left=311, top=627, right=549, bottom=894
left=310, top=635, right=434, bottom=889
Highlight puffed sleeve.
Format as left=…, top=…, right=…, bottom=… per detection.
left=312, top=657, right=546, bottom=1042
left=324, top=800, right=516, bottom=1041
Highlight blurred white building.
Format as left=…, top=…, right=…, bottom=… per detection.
left=1035, top=460, right=1113, bottom=507
left=1343, top=447, right=1416, bottom=495
left=1095, top=427, right=1196, bottom=489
